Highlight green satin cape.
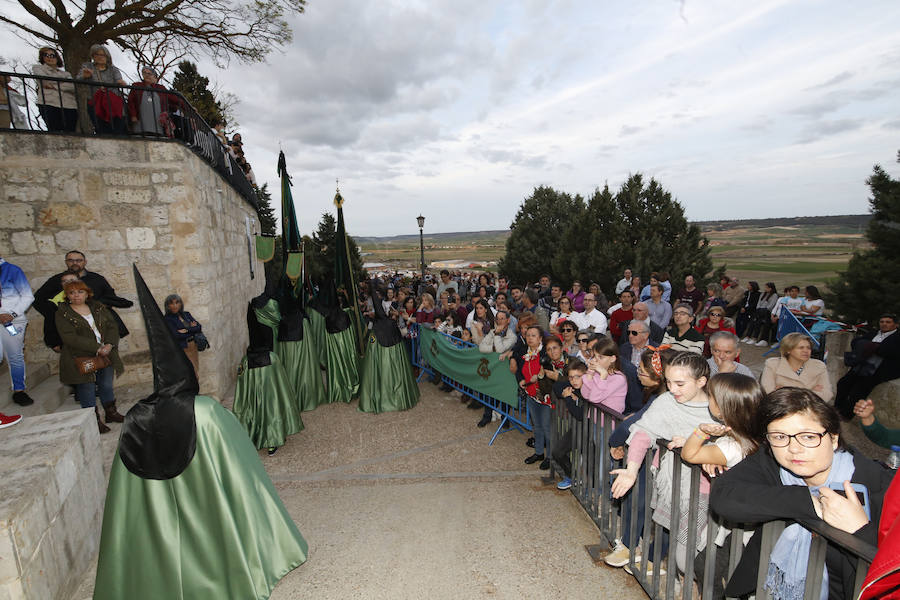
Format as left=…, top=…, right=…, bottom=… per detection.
left=276, top=339, right=327, bottom=412
left=254, top=299, right=282, bottom=354
left=233, top=352, right=304, bottom=449
left=324, top=326, right=360, bottom=404
left=306, top=307, right=327, bottom=369
left=357, top=333, right=420, bottom=413
left=93, top=395, right=308, bottom=600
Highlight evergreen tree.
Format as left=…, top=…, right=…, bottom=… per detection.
left=498, top=186, right=584, bottom=284
left=612, top=174, right=714, bottom=290
left=828, top=155, right=900, bottom=323
left=499, top=175, right=714, bottom=293
left=172, top=61, right=225, bottom=126
left=306, top=213, right=366, bottom=288
left=255, top=183, right=277, bottom=236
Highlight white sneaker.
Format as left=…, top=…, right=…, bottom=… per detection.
left=756, top=340, right=768, bottom=347
left=604, top=541, right=639, bottom=567
left=739, top=337, right=748, bottom=343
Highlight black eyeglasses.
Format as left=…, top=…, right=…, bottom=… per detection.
left=765, top=431, right=829, bottom=448
left=561, top=327, right=575, bottom=332
left=577, top=338, right=589, bottom=343
left=628, top=330, right=644, bottom=336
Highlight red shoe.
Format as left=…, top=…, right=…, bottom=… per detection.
left=0, top=412, right=23, bottom=429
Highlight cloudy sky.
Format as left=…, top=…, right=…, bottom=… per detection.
left=4, top=0, right=900, bottom=236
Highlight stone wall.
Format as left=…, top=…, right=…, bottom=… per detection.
left=0, top=132, right=263, bottom=399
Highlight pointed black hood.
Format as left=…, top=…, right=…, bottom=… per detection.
left=369, top=279, right=401, bottom=347
left=246, top=303, right=273, bottom=368
left=322, top=277, right=350, bottom=334
left=277, top=286, right=305, bottom=342
left=118, top=265, right=198, bottom=480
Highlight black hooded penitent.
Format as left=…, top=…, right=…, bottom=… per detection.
left=118, top=265, right=198, bottom=480
left=368, top=279, right=401, bottom=347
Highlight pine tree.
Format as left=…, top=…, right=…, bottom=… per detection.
left=171, top=61, right=225, bottom=126
left=828, top=155, right=900, bottom=323
left=255, top=183, right=277, bottom=236
left=498, top=186, right=584, bottom=284
left=306, top=213, right=366, bottom=288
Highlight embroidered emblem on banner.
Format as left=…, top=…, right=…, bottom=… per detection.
left=477, top=358, right=491, bottom=380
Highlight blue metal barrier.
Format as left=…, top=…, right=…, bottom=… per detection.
left=408, top=324, right=531, bottom=444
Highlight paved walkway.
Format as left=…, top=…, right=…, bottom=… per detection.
left=55, top=380, right=647, bottom=600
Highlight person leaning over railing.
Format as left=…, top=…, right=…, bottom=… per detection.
left=709, top=387, right=892, bottom=599
left=127, top=66, right=181, bottom=137
left=611, top=352, right=713, bottom=574
left=668, top=373, right=765, bottom=598
left=31, top=47, right=77, bottom=132
left=604, top=347, right=677, bottom=568
left=78, top=44, right=128, bottom=134
left=551, top=360, right=588, bottom=491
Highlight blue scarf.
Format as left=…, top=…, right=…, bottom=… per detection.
left=765, top=450, right=856, bottom=600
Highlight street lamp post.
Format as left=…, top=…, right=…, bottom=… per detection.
left=416, top=214, right=426, bottom=280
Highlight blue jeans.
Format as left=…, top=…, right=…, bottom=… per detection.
left=528, top=397, right=552, bottom=455
left=75, top=366, right=115, bottom=408
left=1, top=321, right=27, bottom=390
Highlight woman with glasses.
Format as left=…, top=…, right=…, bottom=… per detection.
left=761, top=332, right=832, bottom=404
left=695, top=307, right=736, bottom=358
left=710, top=387, right=891, bottom=599
left=32, top=47, right=77, bottom=131
left=557, top=319, right=579, bottom=356
left=550, top=296, right=576, bottom=334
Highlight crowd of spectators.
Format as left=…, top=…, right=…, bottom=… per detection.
left=1, top=45, right=258, bottom=186
left=358, top=266, right=898, bottom=598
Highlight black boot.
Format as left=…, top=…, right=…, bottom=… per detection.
left=104, top=402, right=125, bottom=423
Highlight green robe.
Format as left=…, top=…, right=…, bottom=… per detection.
left=233, top=352, right=304, bottom=449
left=276, top=339, right=327, bottom=412
left=94, top=395, right=308, bottom=600
left=254, top=299, right=282, bottom=354
left=325, top=314, right=360, bottom=404
left=306, top=307, right=327, bottom=369
left=357, top=332, right=420, bottom=413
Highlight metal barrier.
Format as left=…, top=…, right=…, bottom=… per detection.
left=548, top=402, right=877, bottom=599
left=408, top=324, right=532, bottom=444
left=0, top=70, right=256, bottom=209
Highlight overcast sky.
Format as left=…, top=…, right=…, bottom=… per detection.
left=4, top=0, right=900, bottom=236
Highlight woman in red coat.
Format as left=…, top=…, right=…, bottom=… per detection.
left=695, top=307, right=736, bottom=357
left=127, top=66, right=181, bottom=136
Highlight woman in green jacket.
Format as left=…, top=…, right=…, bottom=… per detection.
left=55, top=280, right=125, bottom=433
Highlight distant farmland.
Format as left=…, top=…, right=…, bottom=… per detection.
left=357, top=215, right=870, bottom=291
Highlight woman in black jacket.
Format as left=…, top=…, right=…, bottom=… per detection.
left=709, top=387, right=892, bottom=599
left=163, top=294, right=203, bottom=376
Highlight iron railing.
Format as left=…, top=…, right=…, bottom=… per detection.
left=548, top=400, right=877, bottom=599
left=0, top=70, right=256, bottom=208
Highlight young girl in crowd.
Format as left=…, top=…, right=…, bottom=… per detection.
left=668, top=373, right=765, bottom=597
left=610, top=352, right=713, bottom=575
left=604, top=347, right=677, bottom=568
left=580, top=337, right=628, bottom=414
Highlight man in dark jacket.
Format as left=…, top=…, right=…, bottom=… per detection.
left=835, top=314, right=900, bottom=419
left=32, top=250, right=133, bottom=347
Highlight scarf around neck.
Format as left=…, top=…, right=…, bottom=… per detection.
left=765, top=450, right=856, bottom=600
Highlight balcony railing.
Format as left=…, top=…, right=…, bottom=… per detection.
left=0, top=70, right=256, bottom=209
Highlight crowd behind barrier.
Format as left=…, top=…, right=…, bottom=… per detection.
left=0, top=70, right=257, bottom=209
left=398, top=296, right=884, bottom=600
left=410, top=323, right=533, bottom=444
left=546, top=401, right=879, bottom=600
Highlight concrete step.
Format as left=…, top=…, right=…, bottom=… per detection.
left=0, top=369, right=72, bottom=417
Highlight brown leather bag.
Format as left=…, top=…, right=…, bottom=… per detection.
left=75, top=354, right=111, bottom=375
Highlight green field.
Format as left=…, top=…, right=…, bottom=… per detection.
left=358, top=217, right=869, bottom=291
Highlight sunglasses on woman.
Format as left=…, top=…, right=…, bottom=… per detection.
left=561, top=327, right=575, bottom=332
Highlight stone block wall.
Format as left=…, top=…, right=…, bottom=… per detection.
left=0, top=410, right=105, bottom=600
left=0, top=132, right=263, bottom=399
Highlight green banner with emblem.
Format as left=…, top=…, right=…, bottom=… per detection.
left=419, top=327, right=519, bottom=407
